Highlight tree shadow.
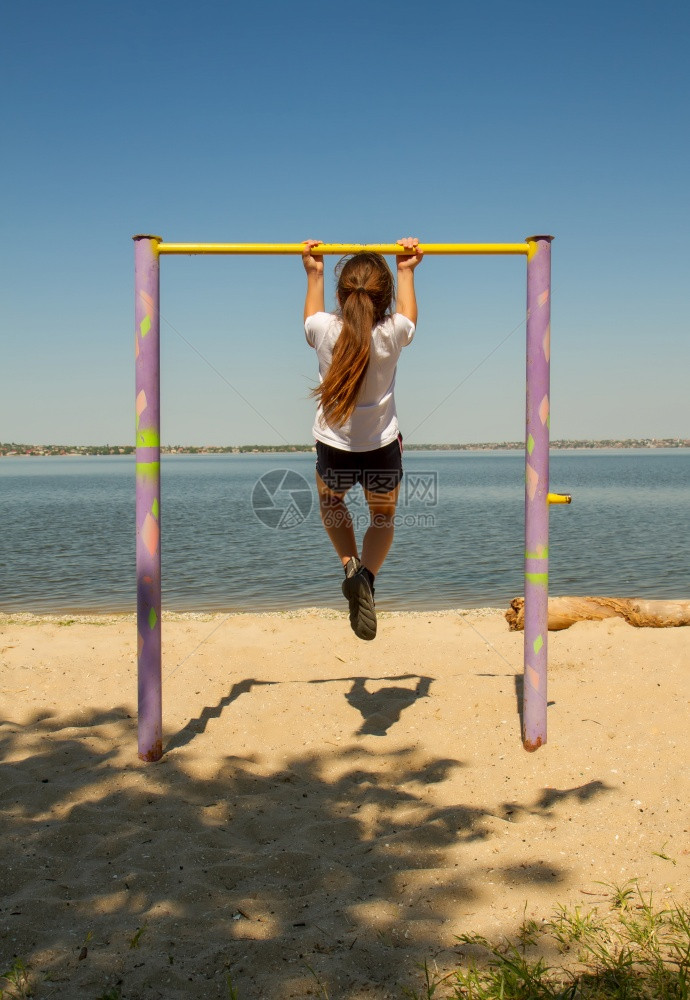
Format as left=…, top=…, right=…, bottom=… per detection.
left=0, top=702, right=614, bottom=999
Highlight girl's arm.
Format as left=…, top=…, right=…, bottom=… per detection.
left=302, top=240, right=325, bottom=321
left=395, top=237, right=424, bottom=325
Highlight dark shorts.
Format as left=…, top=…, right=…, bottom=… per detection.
left=316, top=435, right=403, bottom=495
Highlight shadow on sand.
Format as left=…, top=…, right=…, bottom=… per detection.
left=1, top=678, right=612, bottom=998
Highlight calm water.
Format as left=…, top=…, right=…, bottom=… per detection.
left=1, top=450, right=688, bottom=613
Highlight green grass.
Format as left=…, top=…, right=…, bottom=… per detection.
left=0, top=959, right=33, bottom=999
left=3, top=884, right=688, bottom=999
left=128, top=923, right=147, bottom=949
left=405, top=884, right=690, bottom=999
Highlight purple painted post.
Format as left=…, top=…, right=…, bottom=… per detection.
left=134, top=235, right=163, bottom=761
left=523, top=235, right=553, bottom=751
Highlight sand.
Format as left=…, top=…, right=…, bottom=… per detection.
left=1, top=608, right=688, bottom=998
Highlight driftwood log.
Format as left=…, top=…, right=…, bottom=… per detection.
left=506, top=596, right=690, bottom=631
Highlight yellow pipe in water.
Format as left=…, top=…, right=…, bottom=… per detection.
left=156, top=242, right=530, bottom=256
left=547, top=493, right=572, bottom=505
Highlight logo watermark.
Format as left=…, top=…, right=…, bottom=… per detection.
left=322, top=510, right=436, bottom=530
left=404, top=472, right=438, bottom=506
left=252, top=469, right=438, bottom=529
left=251, top=469, right=313, bottom=529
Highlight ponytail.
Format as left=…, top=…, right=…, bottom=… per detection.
left=313, top=252, right=394, bottom=426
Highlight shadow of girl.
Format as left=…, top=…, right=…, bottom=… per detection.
left=345, top=675, right=433, bottom=735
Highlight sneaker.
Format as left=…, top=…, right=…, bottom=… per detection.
left=343, top=557, right=362, bottom=579
left=342, top=563, right=377, bottom=641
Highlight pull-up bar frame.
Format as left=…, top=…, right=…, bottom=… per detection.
left=134, top=236, right=556, bottom=761
left=156, top=242, right=531, bottom=256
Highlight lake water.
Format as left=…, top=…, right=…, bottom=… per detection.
left=1, top=450, right=688, bottom=614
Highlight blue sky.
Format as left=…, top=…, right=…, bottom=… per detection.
left=2, top=0, right=688, bottom=445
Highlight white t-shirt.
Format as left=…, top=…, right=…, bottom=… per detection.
left=305, top=311, right=415, bottom=452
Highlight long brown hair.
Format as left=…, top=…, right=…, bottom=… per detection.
left=313, top=252, right=395, bottom=426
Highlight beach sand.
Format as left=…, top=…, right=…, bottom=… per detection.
left=1, top=608, right=688, bottom=998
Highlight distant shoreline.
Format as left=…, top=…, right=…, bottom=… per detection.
left=1, top=438, right=688, bottom=457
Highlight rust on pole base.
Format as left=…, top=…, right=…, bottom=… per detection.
left=523, top=736, right=544, bottom=753
left=138, top=740, right=163, bottom=763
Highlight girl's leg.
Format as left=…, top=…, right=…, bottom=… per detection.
left=361, top=485, right=400, bottom=576
left=316, top=471, right=357, bottom=568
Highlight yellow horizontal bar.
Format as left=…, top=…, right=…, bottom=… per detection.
left=156, top=242, right=530, bottom=256
left=547, top=493, right=572, bottom=505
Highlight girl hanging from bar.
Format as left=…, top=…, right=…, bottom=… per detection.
left=302, top=238, right=423, bottom=640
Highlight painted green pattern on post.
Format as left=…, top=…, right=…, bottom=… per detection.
left=152, top=498, right=159, bottom=518
left=525, top=571, right=549, bottom=585
left=149, top=607, right=158, bottom=629
left=525, top=547, right=549, bottom=559
left=136, top=462, right=160, bottom=481
left=137, top=428, right=160, bottom=448
left=527, top=433, right=535, bottom=455
left=533, top=635, right=544, bottom=654
left=140, top=315, right=151, bottom=337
